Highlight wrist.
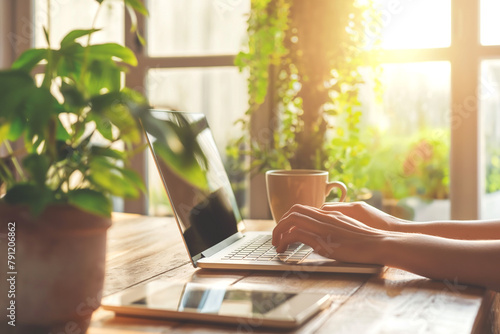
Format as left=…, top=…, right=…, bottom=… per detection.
left=390, top=216, right=412, bottom=233
left=372, top=232, right=409, bottom=267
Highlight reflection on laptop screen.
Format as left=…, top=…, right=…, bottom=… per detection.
left=143, top=111, right=242, bottom=259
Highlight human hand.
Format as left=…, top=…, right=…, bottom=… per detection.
left=271, top=204, right=388, bottom=264
left=320, top=201, right=405, bottom=232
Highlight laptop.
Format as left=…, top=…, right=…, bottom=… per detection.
left=141, top=110, right=382, bottom=274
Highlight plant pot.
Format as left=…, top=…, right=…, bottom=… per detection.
left=0, top=204, right=111, bottom=333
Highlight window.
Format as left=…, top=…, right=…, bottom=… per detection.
left=146, top=67, right=248, bottom=215
left=480, top=60, right=500, bottom=219
left=373, top=0, right=451, bottom=49
left=359, top=61, right=451, bottom=220
left=481, top=0, right=500, bottom=46
left=479, top=0, right=500, bottom=218
left=360, top=0, right=500, bottom=219
left=147, top=0, right=249, bottom=56
left=33, top=0, right=125, bottom=47
left=145, top=0, right=250, bottom=216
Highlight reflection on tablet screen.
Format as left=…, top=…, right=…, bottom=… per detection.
left=130, top=282, right=296, bottom=316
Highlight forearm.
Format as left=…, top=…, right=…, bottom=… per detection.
left=393, top=219, right=500, bottom=240
left=379, top=233, right=500, bottom=291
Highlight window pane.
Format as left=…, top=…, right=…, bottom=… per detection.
left=480, top=60, right=500, bottom=219
left=147, top=0, right=250, bottom=56
left=146, top=67, right=248, bottom=216
left=360, top=62, right=451, bottom=221
left=481, top=0, right=500, bottom=45
left=34, top=0, right=124, bottom=47
left=369, top=0, right=451, bottom=49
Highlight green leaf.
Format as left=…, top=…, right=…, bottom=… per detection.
left=60, top=29, right=100, bottom=48
left=68, top=189, right=112, bottom=217
left=0, top=70, right=36, bottom=120
left=90, top=92, right=142, bottom=143
left=126, top=5, right=139, bottom=33
left=136, top=32, right=146, bottom=46
left=43, top=26, right=50, bottom=46
left=22, top=154, right=50, bottom=186
left=123, top=5, right=146, bottom=46
left=4, top=183, right=53, bottom=215
left=86, top=43, right=138, bottom=66
left=0, top=124, right=10, bottom=142
left=56, top=141, right=78, bottom=162
left=90, top=90, right=121, bottom=112
left=90, top=146, right=125, bottom=160
left=88, top=157, right=140, bottom=198
left=76, top=130, right=94, bottom=150
left=85, top=58, right=121, bottom=95
left=60, top=81, right=86, bottom=107
left=55, top=117, right=71, bottom=141
left=124, top=0, right=149, bottom=16
left=23, top=87, right=59, bottom=138
left=27, top=135, right=45, bottom=154
left=91, top=114, right=115, bottom=141
left=7, top=115, right=26, bottom=141
left=56, top=43, right=85, bottom=78
left=11, top=49, right=48, bottom=72
left=121, top=167, right=146, bottom=193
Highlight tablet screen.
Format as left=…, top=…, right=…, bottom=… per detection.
left=128, top=282, right=296, bottom=316
left=102, top=281, right=331, bottom=328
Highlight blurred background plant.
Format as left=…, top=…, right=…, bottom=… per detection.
left=228, top=0, right=382, bottom=201
left=486, top=147, right=500, bottom=194
left=364, top=128, right=450, bottom=201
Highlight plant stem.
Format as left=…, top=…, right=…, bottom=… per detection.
left=41, top=0, right=53, bottom=89
left=47, top=0, right=51, bottom=47
left=89, top=2, right=103, bottom=45
left=3, top=141, right=26, bottom=181
left=79, top=1, right=104, bottom=91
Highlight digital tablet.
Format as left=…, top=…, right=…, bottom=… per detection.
left=101, top=281, right=332, bottom=329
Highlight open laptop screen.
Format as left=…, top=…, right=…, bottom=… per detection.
left=143, top=111, right=242, bottom=259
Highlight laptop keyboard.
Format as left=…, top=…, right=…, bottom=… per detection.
left=221, top=234, right=312, bottom=263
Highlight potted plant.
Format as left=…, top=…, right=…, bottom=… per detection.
left=0, top=0, right=154, bottom=332
left=229, top=0, right=381, bottom=201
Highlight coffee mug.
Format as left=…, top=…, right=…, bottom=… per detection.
left=265, top=169, right=347, bottom=222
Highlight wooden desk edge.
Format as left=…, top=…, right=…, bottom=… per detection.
left=472, top=290, right=498, bottom=334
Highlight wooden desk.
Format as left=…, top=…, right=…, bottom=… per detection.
left=89, top=213, right=499, bottom=334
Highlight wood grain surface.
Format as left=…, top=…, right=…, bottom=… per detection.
left=88, top=214, right=499, bottom=334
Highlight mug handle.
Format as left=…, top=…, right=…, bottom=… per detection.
left=325, top=181, right=347, bottom=202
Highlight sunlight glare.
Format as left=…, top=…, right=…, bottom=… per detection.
left=481, top=0, right=500, bottom=45
left=376, top=114, right=390, bottom=133
left=371, top=0, right=451, bottom=49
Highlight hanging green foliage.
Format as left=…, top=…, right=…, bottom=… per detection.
left=229, top=0, right=382, bottom=200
